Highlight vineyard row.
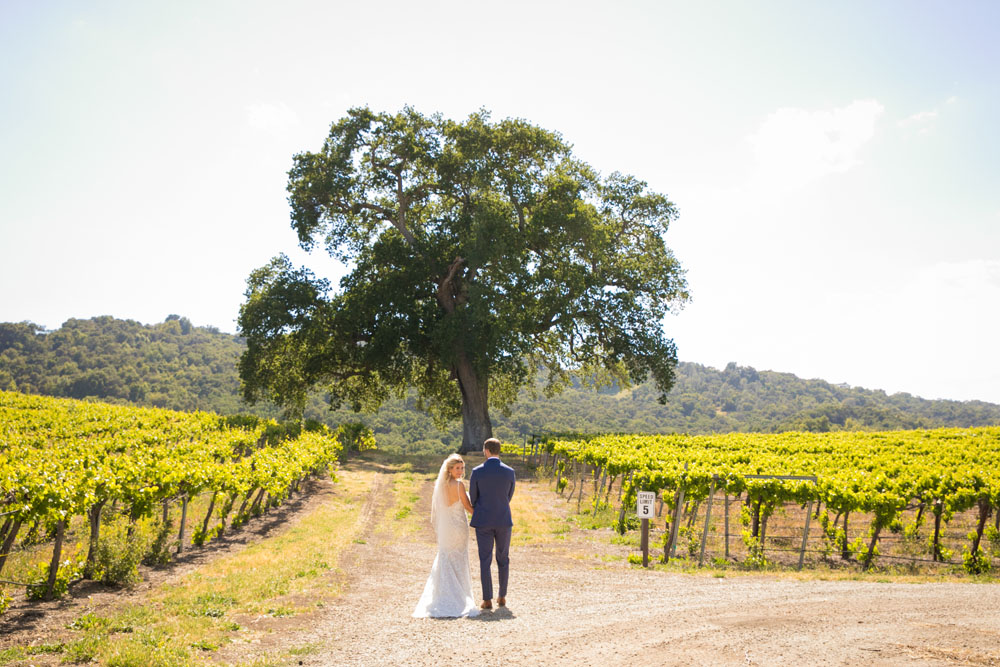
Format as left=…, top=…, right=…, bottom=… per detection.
left=0, top=391, right=343, bottom=602
left=520, top=428, right=1000, bottom=573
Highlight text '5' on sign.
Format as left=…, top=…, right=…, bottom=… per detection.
left=636, top=491, right=656, bottom=519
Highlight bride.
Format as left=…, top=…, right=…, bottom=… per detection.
left=412, top=454, right=481, bottom=618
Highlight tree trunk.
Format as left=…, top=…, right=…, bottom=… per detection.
left=663, top=515, right=673, bottom=562
left=970, top=497, right=992, bottom=554
left=605, top=474, right=617, bottom=504
left=862, top=521, right=882, bottom=571
left=687, top=499, right=702, bottom=528
left=617, top=470, right=631, bottom=506
left=45, top=520, right=65, bottom=600
left=218, top=493, right=238, bottom=536
left=237, top=488, right=257, bottom=519
left=250, top=488, right=267, bottom=515
left=177, top=495, right=188, bottom=553
left=454, top=352, right=493, bottom=453
left=85, top=500, right=107, bottom=579
left=592, top=468, right=603, bottom=509
left=0, top=519, right=22, bottom=578
left=616, top=471, right=633, bottom=532
left=126, top=503, right=140, bottom=540
left=200, top=491, right=218, bottom=541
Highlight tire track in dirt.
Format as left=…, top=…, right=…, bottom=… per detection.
left=210, top=466, right=396, bottom=664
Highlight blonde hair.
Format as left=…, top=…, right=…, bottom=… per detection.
left=442, top=453, right=465, bottom=480
left=430, top=453, right=465, bottom=527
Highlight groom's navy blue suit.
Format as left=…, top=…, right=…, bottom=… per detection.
left=469, top=456, right=515, bottom=601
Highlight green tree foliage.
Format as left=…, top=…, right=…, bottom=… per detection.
left=0, top=316, right=245, bottom=413
left=237, top=107, right=690, bottom=452
left=3, top=318, right=1000, bottom=455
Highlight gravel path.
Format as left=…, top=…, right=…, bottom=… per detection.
left=294, top=465, right=1000, bottom=666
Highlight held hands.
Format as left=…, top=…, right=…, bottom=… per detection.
left=457, top=480, right=474, bottom=514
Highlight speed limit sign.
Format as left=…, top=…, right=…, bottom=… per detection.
left=636, top=491, right=656, bottom=519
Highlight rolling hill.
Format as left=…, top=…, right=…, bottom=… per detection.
left=2, top=315, right=999, bottom=454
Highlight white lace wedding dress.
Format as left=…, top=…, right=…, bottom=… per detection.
left=412, top=499, right=480, bottom=618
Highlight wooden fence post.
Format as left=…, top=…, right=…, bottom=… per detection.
left=667, top=486, right=686, bottom=560
left=594, top=468, right=607, bottom=508
left=668, top=463, right=689, bottom=559
left=698, top=476, right=717, bottom=566
left=798, top=499, right=813, bottom=570
left=641, top=518, right=649, bottom=567
left=616, top=471, right=634, bottom=529
left=724, top=492, right=730, bottom=559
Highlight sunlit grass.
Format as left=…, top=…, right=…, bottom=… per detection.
left=391, top=470, right=433, bottom=538
left=0, top=488, right=255, bottom=604
left=511, top=486, right=572, bottom=547
left=1, top=469, right=373, bottom=667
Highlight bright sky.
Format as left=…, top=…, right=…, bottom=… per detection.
left=2, top=1, right=999, bottom=404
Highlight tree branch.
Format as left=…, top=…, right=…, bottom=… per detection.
left=436, top=256, right=467, bottom=313
left=394, top=173, right=419, bottom=249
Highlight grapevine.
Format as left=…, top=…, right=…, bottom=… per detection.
left=0, top=391, right=343, bottom=600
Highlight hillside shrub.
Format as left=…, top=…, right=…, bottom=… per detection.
left=963, top=546, right=991, bottom=575
left=27, top=553, right=84, bottom=600
left=93, top=519, right=144, bottom=587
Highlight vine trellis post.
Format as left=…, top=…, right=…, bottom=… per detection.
left=743, top=474, right=817, bottom=571
left=665, top=463, right=689, bottom=562
left=724, top=492, right=730, bottom=559
left=697, top=475, right=718, bottom=566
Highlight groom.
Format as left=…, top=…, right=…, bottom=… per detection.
left=468, top=437, right=516, bottom=610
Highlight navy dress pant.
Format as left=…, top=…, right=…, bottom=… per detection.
left=474, top=525, right=511, bottom=600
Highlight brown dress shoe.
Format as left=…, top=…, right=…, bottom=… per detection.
left=497, top=597, right=506, bottom=607
left=480, top=600, right=493, bottom=610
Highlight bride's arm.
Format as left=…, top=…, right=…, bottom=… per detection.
left=458, top=481, right=474, bottom=513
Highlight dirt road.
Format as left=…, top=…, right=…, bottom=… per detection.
left=280, top=464, right=1000, bottom=666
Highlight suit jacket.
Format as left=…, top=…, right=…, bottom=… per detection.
left=469, top=457, right=516, bottom=528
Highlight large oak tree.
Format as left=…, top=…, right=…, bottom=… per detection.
left=238, top=107, right=689, bottom=452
